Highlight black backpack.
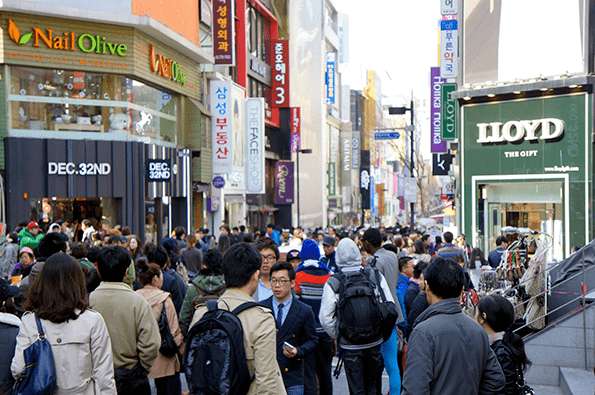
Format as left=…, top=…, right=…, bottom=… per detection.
left=184, top=300, right=260, bottom=395
left=329, top=267, right=383, bottom=345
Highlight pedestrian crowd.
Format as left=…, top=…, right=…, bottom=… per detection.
left=0, top=219, right=532, bottom=395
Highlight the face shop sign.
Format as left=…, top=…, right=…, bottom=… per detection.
left=147, top=159, right=171, bottom=182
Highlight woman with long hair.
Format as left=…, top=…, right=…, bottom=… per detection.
left=127, top=235, right=144, bottom=262
left=135, top=259, right=183, bottom=395
left=11, top=253, right=116, bottom=394
left=469, top=247, right=487, bottom=269
left=475, top=294, right=531, bottom=395
left=182, top=234, right=202, bottom=281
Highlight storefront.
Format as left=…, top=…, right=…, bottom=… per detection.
left=460, top=92, right=592, bottom=261
left=0, top=12, right=211, bottom=238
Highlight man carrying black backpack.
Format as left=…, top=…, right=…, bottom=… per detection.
left=319, top=238, right=396, bottom=395
left=186, top=242, right=286, bottom=395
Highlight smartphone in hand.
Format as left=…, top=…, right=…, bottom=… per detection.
left=283, top=342, right=295, bottom=351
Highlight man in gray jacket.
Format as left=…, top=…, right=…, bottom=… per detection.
left=319, top=238, right=395, bottom=395
left=402, top=256, right=505, bottom=395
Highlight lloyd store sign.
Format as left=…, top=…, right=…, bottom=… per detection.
left=476, top=118, right=564, bottom=144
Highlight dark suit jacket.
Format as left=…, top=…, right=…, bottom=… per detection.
left=488, top=247, right=505, bottom=268
left=261, top=295, right=318, bottom=388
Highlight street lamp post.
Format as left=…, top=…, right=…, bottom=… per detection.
left=296, top=148, right=313, bottom=227
left=389, top=94, right=415, bottom=232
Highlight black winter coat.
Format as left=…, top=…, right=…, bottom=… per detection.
left=0, top=312, right=20, bottom=395
left=491, top=340, right=522, bottom=395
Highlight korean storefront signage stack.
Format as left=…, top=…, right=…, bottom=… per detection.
left=271, top=40, right=289, bottom=108
left=440, top=20, right=458, bottom=78
left=326, top=52, right=336, bottom=104
left=245, top=98, right=265, bottom=194
left=211, top=80, right=233, bottom=174
left=441, top=83, right=457, bottom=139
left=213, top=0, right=235, bottom=65
left=430, top=67, right=448, bottom=154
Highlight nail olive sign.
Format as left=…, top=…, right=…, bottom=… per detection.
left=7, top=19, right=128, bottom=57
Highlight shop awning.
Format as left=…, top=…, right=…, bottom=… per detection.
left=189, top=97, right=212, bottom=117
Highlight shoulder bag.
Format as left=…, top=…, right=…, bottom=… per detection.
left=158, top=300, right=179, bottom=357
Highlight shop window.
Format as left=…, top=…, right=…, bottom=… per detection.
left=9, top=66, right=177, bottom=144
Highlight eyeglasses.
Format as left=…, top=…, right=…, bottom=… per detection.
left=270, top=279, right=290, bottom=286
left=261, top=255, right=276, bottom=263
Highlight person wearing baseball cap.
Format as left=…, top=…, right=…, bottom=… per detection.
left=320, top=236, right=337, bottom=272
left=17, top=221, right=43, bottom=252
left=286, top=249, right=301, bottom=270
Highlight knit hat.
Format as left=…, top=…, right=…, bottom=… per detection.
left=300, top=239, right=320, bottom=261
left=161, top=237, right=177, bottom=252
left=336, top=238, right=362, bottom=268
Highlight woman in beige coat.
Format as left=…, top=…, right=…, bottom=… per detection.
left=135, top=259, right=184, bottom=395
left=11, top=253, right=116, bottom=394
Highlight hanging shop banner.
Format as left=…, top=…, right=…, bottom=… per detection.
left=431, top=67, right=448, bottom=153
left=440, top=0, right=458, bottom=15
left=213, top=0, right=235, bottom=65
left=275, top=161, right=294, bottom=204
left=245, top=98, right=265, bottom=194
left=326, top=52, right=336, bottom=104
left=441, top=83, right=457, bottom=140
left=228, top=83, right=246, bottom=190
left=440, top=20, right=458, bottom=78
left=360, top=150, right=371, bottom=210
left=211, top=80, right=233, bottom=174
left=290, top=107, right=301, bottom=153
left=404, top=177, right=417, bottom=203
left=432, top=153, right=454, bottom=176
left=370, top=176, right=376, bottom=215
left=352, top=131, right=360, bottom=169
left=328, top=162, right=336, bottom=196
left=398, top=174, right=405, bottom=210
left=272, top=40, right=289, bottom=108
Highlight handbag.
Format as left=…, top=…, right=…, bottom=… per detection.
left=14, top=313, right=57, bottom=395
left=157, top=300, right=178, bottom=357
left=373, top=268, right=398, bottom=342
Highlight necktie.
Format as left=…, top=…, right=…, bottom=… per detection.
left=277, top=303, right=284, bottom=327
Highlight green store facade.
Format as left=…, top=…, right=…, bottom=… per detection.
left=455, top=81, right=593, bottom=261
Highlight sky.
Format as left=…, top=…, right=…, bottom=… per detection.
left=334, top=0, right=442, bottom=157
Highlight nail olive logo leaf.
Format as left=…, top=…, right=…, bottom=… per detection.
left=8, top=19, right=20, bottom=44
left=19, top=32, right=32, bottom=45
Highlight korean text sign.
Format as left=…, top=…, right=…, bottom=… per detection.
left=272, top=40, right=289, bottom=107
left=440, top=20, right=458, bottom=78
left=290, top=107, right=301, bottom=153
left=326, top=52, right=336, bottom=104
left=245, top=98, right=265, bottom=194
left=211, top=80, right=233, bottom=174
left=440, top=0, right=458, bottom=15
left=213, top=0, right=235, bottom=65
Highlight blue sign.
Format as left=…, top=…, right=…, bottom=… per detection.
left=441, top=20, right=458, bottom=31
left=213, top=176, right=226, bottom=189
left=374, top=132, right=400, bottom=140
left=326, top=52, right=336, bottom=104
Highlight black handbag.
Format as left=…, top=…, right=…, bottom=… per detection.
left=13, top=313, right=57, bottom=395
left=373, top=268, right=399, bottom=342
left=157, top=300, right=178, bottom=357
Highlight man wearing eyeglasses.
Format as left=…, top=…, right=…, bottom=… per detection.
left=261, top=261, right=318, bottom=395
left=253, top=237, right=279, bottom=301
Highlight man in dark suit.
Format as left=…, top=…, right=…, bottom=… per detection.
left=261, top=261, right=318, bottom=395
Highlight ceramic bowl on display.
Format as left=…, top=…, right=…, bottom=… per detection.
left=77, top=117, right=91, bottom=125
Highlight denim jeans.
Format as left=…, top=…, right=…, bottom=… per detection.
left=343, top=346, right=382, bottom=395
left=286, top=385, right=304, bottom=395
left=380, top=326, right=401, bottom=394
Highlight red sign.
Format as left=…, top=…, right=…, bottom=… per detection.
left=73, top=71, right=84, bottom=90
left=213, top=0, right=235, bottom=65
left=290, top=107, right=300, bottom=153
left=272, top=40, right=289, bottom=107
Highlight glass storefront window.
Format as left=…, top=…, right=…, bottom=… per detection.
left=9, top=66, right=177, bottom=144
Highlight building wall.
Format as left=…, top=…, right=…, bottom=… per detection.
left=27, top=0, right=132, bottom=14
left=131, top=0, right=199, bottom=46
left=290, top=0, right=326, bottom=228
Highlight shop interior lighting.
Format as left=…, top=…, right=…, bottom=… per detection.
left=463, top=96, right=471, bottom=100
left=487, top=93, right=495, bottom=97
left=513, top=91, right=521, bottom=94
left=569, top=84, right=578, bottom=88
left=540, top=87, right=548, bottom=91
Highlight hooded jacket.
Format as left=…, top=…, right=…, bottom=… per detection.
left=402, top=298, right=505, bottom=395
left=319, top=238, right=395, bottom=350
left=178, top=273, right=225, bottom=336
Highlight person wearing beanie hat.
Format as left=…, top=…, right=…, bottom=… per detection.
left=295, top=238, right=333, bottom=395
left=319, top=238, right=395, bottom=395
left=17, top=221, right=43, bottom=252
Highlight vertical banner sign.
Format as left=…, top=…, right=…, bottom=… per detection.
left=431, top=67, right=448, bottom=153
left=352, top=131, right=360, bottom=169
left=440, top=0, right=458, bottom=15
left=433, top=153, right=453, bottom=176
left=393, top=172, right=398, bottom=195
left=441, top=83, right=457, bottom=140
left=290, top=107, right=301, bottom=153
left=404, top=177, right=417, bottom=203
left=398, top=174, right=405, bottom=210
left=272, top=40, right=289, bottom=108
left=275, top=161, right=294, bottom=204
left=440, top=20, right=458, bottom=78
left=360, top=150, right=371, bottom=210
left=328, top=163, right=336, bottom=196
left=245, top=98, right=265, bottom=194
left=370, top=176, right=376, bottom=215
left=213, top=0, right=235, bottom=65
left=211, top=80, right=233, bottom=174
left=326, top=52, right=336, bottom=104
